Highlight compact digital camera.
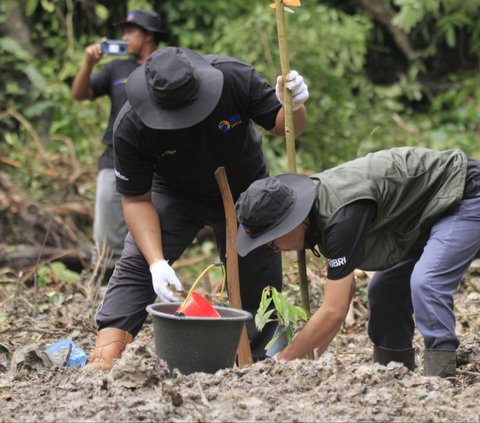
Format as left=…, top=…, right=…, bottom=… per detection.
left=101, top=40, right=128, bottom=56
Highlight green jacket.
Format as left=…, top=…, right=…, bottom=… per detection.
left=309, top=147, right=467, bottom=270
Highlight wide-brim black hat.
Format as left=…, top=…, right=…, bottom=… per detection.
left=126, top=47, right=224, bottom=130
left=116, top=9, right=169, bottom=38
left=236, top=174, right=316, bottom=257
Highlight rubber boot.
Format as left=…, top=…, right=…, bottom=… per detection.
left=424, top=349, right=456, bottom=377
left=373, top=345, right=415, bottom=371
left=83, top=327, right=133, bottom=372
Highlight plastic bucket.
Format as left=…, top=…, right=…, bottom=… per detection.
left=176, top=291, right=221, bottom=318
left=146, top=302, right=252, bottom=375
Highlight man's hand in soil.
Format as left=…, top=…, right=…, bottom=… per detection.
left=150, top=259, right=184, bottom=302
left=271, top=273, right=355, bottom=361
left=275, top=70, right=309, bottom=111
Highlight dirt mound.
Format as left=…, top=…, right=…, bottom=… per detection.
left=1, top=328, right=480, bottom=422
left=1, top=259, right=480, bottom=422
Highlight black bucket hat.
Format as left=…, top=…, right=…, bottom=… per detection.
left=236, top=174, right=316, bottom=257
left=126, top=47, right=224, bottom=130
left=116, top=9, right=168, bottom=38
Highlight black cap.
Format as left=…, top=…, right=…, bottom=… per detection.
left=236, top=174, right=316, bottom=256
left=116, top=9, right=168, bottom=39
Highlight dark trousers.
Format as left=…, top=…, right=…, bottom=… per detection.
left=95, top=190, right=282, bottom=359
left=368, top=193, right=480, bottom=351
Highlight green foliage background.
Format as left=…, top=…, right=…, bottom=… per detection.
left=1, top=0, right=480, bottom=216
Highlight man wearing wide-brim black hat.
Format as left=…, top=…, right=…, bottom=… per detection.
left=84, top=46, right=309, bottom=371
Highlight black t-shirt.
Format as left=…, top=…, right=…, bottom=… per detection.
left=308, top=159, right=480, bottom=280
left=305, top=200, right=377, bottom=280
left=113, top=55, right=282, bottom=207
left=90, top=58, right=139, bottom=169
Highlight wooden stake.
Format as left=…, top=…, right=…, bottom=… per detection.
left=215, top=166, right=253, bottom=367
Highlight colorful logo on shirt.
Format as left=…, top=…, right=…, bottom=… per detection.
left=218, top=114, right=242, bottom=133
left=113, top=78, right=128, bottom=86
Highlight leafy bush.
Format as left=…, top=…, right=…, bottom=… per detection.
left=1, top=0, right=480, bottom=208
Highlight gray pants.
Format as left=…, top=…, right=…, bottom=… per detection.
left=92, top=169, right=128, bottom=268
left=95, top=190, right=282, bottom=360
left=368, top=192, right=480, bottom=351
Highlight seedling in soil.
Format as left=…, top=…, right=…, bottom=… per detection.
left=256, top=286, right=308, bottom=351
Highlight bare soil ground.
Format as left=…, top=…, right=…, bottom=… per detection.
left=1, top=253, right=480, bottom=423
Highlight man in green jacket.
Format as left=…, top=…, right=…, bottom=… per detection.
left=235, top=147, right=480, bottom=377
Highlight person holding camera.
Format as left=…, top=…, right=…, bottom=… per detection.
left=72, top=9, right=169, bottom=279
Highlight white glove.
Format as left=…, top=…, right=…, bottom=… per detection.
left=275, top=70, right=309, bottom=111
left=149, top=259, right=184, bottom=302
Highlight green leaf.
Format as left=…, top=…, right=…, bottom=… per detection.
left=25, top=0, right=39, bottom=16
left=36, top=262, right=81, bottom=287
left=22, top=64, right=47, bottom=92
left=264, top=333, right=281, bottom=351
left=255, top=308, right=275, bottom=331
left=0, top=37, right=31, bottom=61
left=295, top=305, right=308, bottom=322
left=393, top=7, right=424, bottom=32
left=445, top=27, right=456, bottom=47
left=37, top=266, right=51, bottom=288
left=287, top=302, right=300, bottom=324
left=94, top=4, right=109, bottom=21
left=257, top=286, right=273, bottom=315
left=40, top=0, right=54, bottom=13
left=270, top=287, right=283, bottom=311
left=24, top=100, right=53, bottom=118
left=50, top=262, right=81, bottom=283
left=271, top=288, right=293, bottom=324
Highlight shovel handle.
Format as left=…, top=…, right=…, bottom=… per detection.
left=215, top=166, right=253, bottom=367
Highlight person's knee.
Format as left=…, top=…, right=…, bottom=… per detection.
left=367, top=276, right=387, bottom=310
left=410, top=266, right=429, bottom=308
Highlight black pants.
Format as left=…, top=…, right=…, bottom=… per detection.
left=95, top=190, right=283, bottom=359
left=367, top=250, right=419, bottom=350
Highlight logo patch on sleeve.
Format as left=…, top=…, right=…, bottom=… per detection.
left=114, top=168, right=129, bottom=181
left=328, top=257, right=347, bottom=268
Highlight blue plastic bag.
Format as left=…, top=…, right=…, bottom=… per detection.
left=45, top=339, right=87, bottom=368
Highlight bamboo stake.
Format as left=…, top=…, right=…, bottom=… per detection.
left=274, top=1, right=312, bottom=327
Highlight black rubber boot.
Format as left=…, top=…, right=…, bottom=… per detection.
left=424, top=349, right=456, bottom=377
left=373, top=345, right=415, bottom=371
